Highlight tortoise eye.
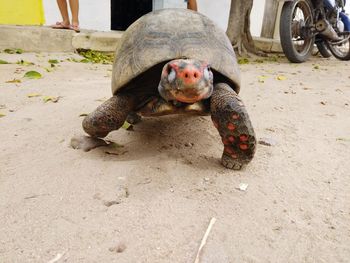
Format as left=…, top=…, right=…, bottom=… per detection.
left=168, top=68, right=176, bottom=83
left=203, top=67, right=210, bottom=81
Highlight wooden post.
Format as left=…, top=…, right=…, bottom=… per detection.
left=260, top=0, right=280, bottom=38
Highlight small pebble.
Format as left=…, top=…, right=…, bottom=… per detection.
left=109, top=243, right=126, bottom=253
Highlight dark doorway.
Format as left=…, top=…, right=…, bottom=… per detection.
left=111, top=0, right=153, bottom=30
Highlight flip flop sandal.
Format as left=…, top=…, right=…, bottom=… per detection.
left=52, top=21, right=70, bottom=29
left=69, top=24, right=80, bottom=33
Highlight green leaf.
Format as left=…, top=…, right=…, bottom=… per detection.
left=48, top=59, right=59, bottom=64
left=4, top=48, right=14, bottom=54
left=0, top=59, right=9, bottom=64
left=0, top=113, right=6, bottom=118
left=80, top=58, right=90, bottom=63
left=6, top=78, right=21, bottom=83
left=122, top=121, right=133, bottom=130
left=238, top=58, right=250, bottom=64
left=24, top=71, right=42, bottom=79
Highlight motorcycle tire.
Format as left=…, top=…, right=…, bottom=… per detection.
left=326, top=35, right=350, bottom=60
left=280, top=0, right=315, bottom=63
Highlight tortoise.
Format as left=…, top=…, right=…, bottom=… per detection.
left=79, top=8, right=256, bottom=170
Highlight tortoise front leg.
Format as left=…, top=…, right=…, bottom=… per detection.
left=210, top=83, right=256, bottom=170
left=83, top=93, right=136, bottom=138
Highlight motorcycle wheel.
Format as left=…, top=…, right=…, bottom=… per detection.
left=326, top=33, right=350, bottom=60
left=280, top=0, right=315, bottom=63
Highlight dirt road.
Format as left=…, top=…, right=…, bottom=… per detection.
left=0, top=52, right=349, bottom=262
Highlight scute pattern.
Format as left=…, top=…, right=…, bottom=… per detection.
left=111, top=8, right=240, bottom=94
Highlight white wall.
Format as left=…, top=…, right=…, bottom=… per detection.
left=42, top=0, right=265, bottom=36
left=41, top=0, right=350, bottom=34
left=43, top=0, right=110, bottom=31
left=196, top=0, right=265, bottom=36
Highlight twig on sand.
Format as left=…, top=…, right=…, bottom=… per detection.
left=194, top=217, right=217, bottom=263
left=47, top=251, right=66, bottom=263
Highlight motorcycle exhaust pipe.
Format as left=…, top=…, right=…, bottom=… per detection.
left=315, top=19, right=341, bottom=41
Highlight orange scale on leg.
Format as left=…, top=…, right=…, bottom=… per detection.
left=240, top=134, right=248, bottom=142
left=228, top=136, right=235, bottom=142
left=239, top=143, right=248, bottom=150
left=227, top=123, right=236, bottom=131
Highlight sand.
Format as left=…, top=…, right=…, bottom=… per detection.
left=0, top=52, right=349, bottom=263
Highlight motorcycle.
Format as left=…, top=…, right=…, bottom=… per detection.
left=279, top=0, right=350, bottom=62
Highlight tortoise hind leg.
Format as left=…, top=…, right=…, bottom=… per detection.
left=210, top=83, right=256, bottom=170
left=83, top=93, right=136, bottom=138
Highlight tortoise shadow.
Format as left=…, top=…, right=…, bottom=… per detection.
left=89, top=114, right=226, bottom=171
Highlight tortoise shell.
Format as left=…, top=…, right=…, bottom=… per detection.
left=111, top=8, right=240, bottom=95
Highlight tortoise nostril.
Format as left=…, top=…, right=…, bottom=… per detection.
left=194, top=73, right=198, bottom=78
left=185, top=73, right=189, bottom=78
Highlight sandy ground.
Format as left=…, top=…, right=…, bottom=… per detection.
left=0, top=52, right=349, bottom=263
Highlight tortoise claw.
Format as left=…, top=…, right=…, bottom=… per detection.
left=221, top=154, right=244, bottom=170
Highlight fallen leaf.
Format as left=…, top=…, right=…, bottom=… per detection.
left=24, top=71, right=42, bottom=79
left=0, top=113, right=6, bottom=118
left=6, top=78, right=21, bottom=83
left=122, top=121, right=133, bottom=130
left=4, top=48, right=23, bottom=54
left=27, top=93, right=41, bottom=98
left=313, top=65, right=320, bottom=69
left=43, top=96, right=60, bottom=103
left=0, top=59, right=9, bottom=64
left=320, top=101, right=327, bottom=105
left=238, top=58, right=249, bottom=64
left=48, top=59, right=59, bottom=64
left=276, top=75, right=287, bottom=81
left=79, top=113, right=88, bottom=117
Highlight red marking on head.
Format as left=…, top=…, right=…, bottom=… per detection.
left=228, top=136, right=235, bottom=142
left=224, top=146, right=234, bottom=154
left=240, top=135, right=248, bottom=142
left=177, top=66, right=202, bottom=85
left=227, top=123, right=236, bottom=131
left=239, top=144, right=248, bottom=150
left=232, top=114, right=240, bottom=120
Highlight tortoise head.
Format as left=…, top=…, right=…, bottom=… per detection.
left=158, top=59, right=213, bottom=104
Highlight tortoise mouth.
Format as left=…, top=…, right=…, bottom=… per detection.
left=169, top=89, right=211, bottom=103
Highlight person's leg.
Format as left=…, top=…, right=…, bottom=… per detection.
left=56, top=0, right=70, bottom=26
left=69, top=0, right=79, bottom=28
left=187, top=0, right=197, bottom=11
